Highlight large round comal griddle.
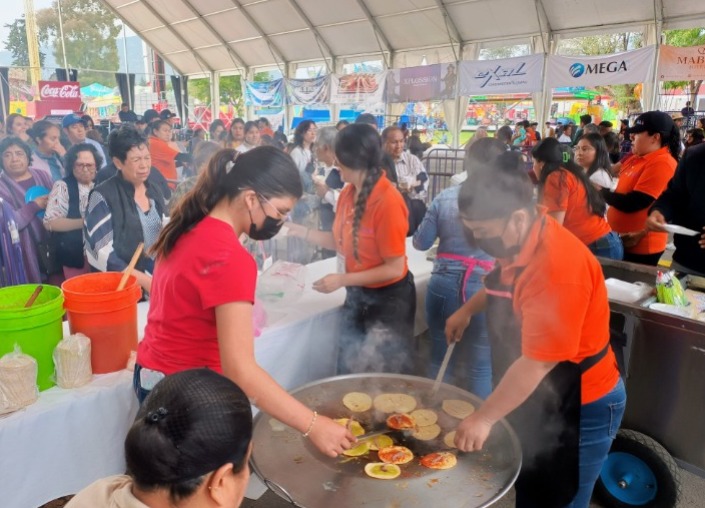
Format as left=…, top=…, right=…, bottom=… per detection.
left=251, top=374, right=522, bottom=507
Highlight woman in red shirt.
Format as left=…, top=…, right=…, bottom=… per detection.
left=289, top=124, right=415, bottom=374
left=136, top=146, right=354, bottom=458
left=532, top=138, right=623, bottom=260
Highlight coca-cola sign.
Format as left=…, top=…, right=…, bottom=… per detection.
left=38, top=81, right=81, bottom=101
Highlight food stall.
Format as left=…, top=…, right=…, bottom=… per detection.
left=594, top=258, right=705, bottom=508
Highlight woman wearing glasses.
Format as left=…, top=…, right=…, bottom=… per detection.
left=136, top=146, right=355, bottom=458
left=44, top=143, right=102, bottom=279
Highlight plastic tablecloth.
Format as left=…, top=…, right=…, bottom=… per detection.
left=0, top=240, right=433, bottom=508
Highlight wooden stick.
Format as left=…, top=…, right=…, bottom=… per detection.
left=430, top=342, right=456, bottom=398
left=24, top=286, right=43, bottom=308
left=117, top=242, right=144, bottom=291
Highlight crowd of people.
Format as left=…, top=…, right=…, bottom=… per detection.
left=1, top=103, right=704, bottom=508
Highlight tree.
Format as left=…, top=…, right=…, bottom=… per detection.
left=559, top=33, right=644, bottom=114
left=663, top=28, right=705, bottom=109
left=36, top=0, right=121, bottom=86
left=189, top=75, right=245, bottom=116
left=4, top=16, right=47, bottom=67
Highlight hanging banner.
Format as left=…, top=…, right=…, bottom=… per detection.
left=285, top=76, right=329, bottom=105
left=244, top=79, right=284, bottom=108
left=459, top=54, right=544, bottom=96
left=657, top=45, right=705, bottom=81
left=330, top=72, right=387, bottom=104
left=387, top=63, right=457, bottom=103
left=547, top=46, right=656, bottom=88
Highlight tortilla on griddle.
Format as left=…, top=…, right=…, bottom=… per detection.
left=443, top=431, right=457, bottom=449
left=386, top=413, right=416, bottom=430
left=378, top=445, right=414, bottom=465
left=410, top=408, right=438, bottom=427
left=413, top=423, right=441, bottom=441
left=342, top=392, right=372, bottom=412
left=373, top=393, right=417, bottom=413
left=364, top=462, right=401, bottom=479
left=420, top=451, right=457, bottom=470
left=442, top=399, right=475, bottom=419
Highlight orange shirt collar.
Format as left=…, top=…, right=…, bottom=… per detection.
left=631, top=145, right=670, bottom=162
left=498, top=206, right=548, bottom=285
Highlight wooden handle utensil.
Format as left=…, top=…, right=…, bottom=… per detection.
left=117, top=242, right=144, bottom=291
left=24, top=285, right=43, bottom=308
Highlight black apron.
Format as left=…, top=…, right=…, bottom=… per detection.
left=484, top=267, right=610, bottom=508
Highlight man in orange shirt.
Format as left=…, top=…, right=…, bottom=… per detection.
left=604, top=111, right=680, bottom=265
left=446, top=152, right=625, bottom=508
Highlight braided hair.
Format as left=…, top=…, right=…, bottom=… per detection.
left=334, top=123, right=383, bottom=261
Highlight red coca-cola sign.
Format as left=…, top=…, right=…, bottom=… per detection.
left=38, top=81, right=81, bottom=101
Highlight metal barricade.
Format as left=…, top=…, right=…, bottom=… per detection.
left=422, top=147, right=465, bottom=203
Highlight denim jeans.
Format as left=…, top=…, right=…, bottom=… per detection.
left=588, top=231, right=623, bottom=260
left=425, top=264, right=492, bottom=398
left=132, top=364, right=151, bottom=405
left=566, top=377, right=627, bottom=508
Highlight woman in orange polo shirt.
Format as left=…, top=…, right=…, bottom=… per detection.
left=148, top=120, right=180, bottom=188
left=446, top=152, right=625, bottom=508
left=604, top=111, right=680, bottom=265
left=289, top=123, right=414, bottom=374
left=532, top=137, right=623, bottom=259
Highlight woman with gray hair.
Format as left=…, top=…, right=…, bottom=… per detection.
left=314, top=127, right=344, bottom=237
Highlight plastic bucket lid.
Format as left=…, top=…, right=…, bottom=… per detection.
left=62, top=272, right=141, bottom=313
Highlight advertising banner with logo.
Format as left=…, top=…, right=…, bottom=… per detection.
left=657, top=45, right=705, bottom=81
left=330, top=72, right=387, bottom=104
left=546, top=46, right=656, bottom=88
left=244, top=79, right=284, bottom=107
left=35, top=81, right=82, bottom=117
left=459, top=54, right=544, bottom=96
left=285, top=76, right=329, bottom=105
left=387, top=63, right=457, bottom=103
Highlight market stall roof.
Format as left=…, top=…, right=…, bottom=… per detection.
left=100, top=0, right=705, bottom=76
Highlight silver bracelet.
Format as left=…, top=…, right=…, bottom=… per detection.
left=303, top=410, right=317, bottom=437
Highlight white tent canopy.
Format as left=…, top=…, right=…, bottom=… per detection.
left=102, top=0, right=705, bottom=77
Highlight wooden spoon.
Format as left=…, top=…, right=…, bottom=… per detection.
left=117, top=242, right=144, bottom=291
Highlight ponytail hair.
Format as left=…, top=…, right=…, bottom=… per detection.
left=532, top=137, right=606, bottom=217
left=151, top=146, right=302, bottom=258
left=335, top=123, right=383, bottom=261
left=662, top=125, right=682, bottom=162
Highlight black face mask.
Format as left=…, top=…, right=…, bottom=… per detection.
left=467, top=217, right=522, bottom=259
left=248, top=199, right=285, bottom=240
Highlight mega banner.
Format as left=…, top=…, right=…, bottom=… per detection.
left=387, top=63, right=457, bottom=103
left=330, top=72, right=387, bottom=104
left=244, top=79, right=284, bottom=107
left=657, top=45, right=705, bottom=81
left=547, top=46, right=656, bottom=88
left=285, top=76, right=329, bottom=105
left=459, top=54, right=544, bottom=96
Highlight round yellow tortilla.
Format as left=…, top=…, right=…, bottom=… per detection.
left=363, top=434, right=394, bottom=451
left=342, top=441, right=370, bottom=457
left=410, top=409, right=438, bottom=427
left=443, top=431, right=457, bottom=449
left=373, top=393, right=417, bottom=413
left=420, top=451, right=457, bottom=470
left=342, top=392, right=372, bottom=412
left=333, top=418, right=365, bottom=437
left=442, top=399, right=475, bottom=419
left=413, top=423, right=441, bottom=441
left=364, top=462, right=401, bottom=480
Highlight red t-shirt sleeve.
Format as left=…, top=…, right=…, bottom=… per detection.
left=198, top=244, right=257, bottom=309
left=519, top=283, right=591, bottom=362
left=542, top=171, right=570, bottom=212
left=373, top=190, right=408, bottom=259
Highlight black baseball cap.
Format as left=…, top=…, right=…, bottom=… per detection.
left=627, top=111, right=674, bottom=135
left=159, top=109, right=176, bottom=120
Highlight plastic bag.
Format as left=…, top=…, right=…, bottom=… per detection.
left=0, top=345, right=38, bottom=415
left=655, top=271, right=689, bottom=307
left=256, top=260, right=306, bottom=305
left=53, top=333, right=92, bottom=389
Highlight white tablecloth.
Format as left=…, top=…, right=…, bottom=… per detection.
left=0, top=239, right=433, bottom=508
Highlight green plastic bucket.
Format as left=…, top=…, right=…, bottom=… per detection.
left=0, top=285, right=65, bottom=391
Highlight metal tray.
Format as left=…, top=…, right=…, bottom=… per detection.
left=251, top=373, right=521, bottom=508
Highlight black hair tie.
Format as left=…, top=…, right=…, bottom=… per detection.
left=146, top=407, right=168, bottom=424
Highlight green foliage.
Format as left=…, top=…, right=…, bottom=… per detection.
left=189, top=75, right=245, bottom=116
left=36, top=0, right=121, bottom=85
left=4, top=16, right=47, bottom=67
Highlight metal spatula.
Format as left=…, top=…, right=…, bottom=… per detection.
left=429, top=342, right=456, bottom=400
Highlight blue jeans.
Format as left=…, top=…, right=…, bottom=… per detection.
left=132, top=364, right=151, bottom=405
left=588, top=231, right=623, bottom=260
left=425, top=265, right=492, bottom=398
left=567, top=377, right=627, bottom=508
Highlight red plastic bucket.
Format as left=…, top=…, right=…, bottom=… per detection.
left=61, top=272, right=141, bottom=374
